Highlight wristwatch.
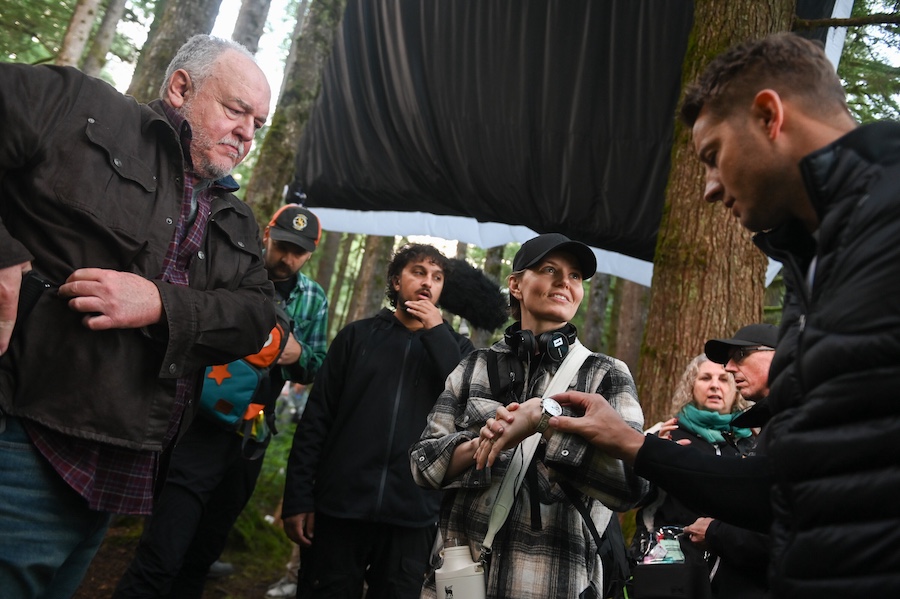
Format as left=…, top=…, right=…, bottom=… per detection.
left=535, top=397, right=563, bottom=434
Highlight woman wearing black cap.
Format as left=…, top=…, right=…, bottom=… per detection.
left=411, top=233, right=648, bottom=599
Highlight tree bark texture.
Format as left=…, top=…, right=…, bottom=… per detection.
left=582, top=274, right=611, bottom=353
left=346, top=235, right=394, bottom=324
left=126, top=0, right=224, bottom=103
left=611, top=279, right=650, bottom=380
left=56, top=0, right=103, bottom=67
left=231, top=0, right=273, bottom=54
left=243, top=0, right=347, bottom=230
left=81, top=0, right=128, bottom=76
left=328, top=232, right=357, bottom=336
left=313, top=230, right=341, bottom=296
left=636, top=0, right=792, bottom=425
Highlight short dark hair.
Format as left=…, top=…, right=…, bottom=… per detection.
left=680, top=33, right=849, bottom=127
left=385, top=244, right=449, bottom=307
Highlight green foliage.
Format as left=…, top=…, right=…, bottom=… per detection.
left=221, top=422, right=296, bottom=580
left=1, top=0, right=154, bottom=84
left=839, top=0, right=900, bottom=122
left=0, top=0, right=76, bottom=64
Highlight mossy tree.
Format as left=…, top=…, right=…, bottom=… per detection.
left=636, top=0, right=790, bottom=426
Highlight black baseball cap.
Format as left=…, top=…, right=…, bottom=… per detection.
left=267, top=205, right=321, bottom=253
left=512, top=233, right=597, bottom=280
left=704, top=323, right=779, bottom=365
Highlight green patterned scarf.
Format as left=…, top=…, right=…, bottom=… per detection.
left=676, top=403, right=753, bottom=444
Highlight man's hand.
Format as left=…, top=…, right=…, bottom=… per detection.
left=283, top=512, right=315, bottom=548
left=0, top=262, right=32, bottom=355
left=403, top=299, right=443, bottom=329
left=549, top=390, right=646, bottom=465
left=684, top=517, right=713, bottom=549
left=58, top=268, right=162, bottom=330
left=277, top=333, right=302, bottom=365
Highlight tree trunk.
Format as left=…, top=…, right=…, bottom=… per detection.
left=81, top=0, right=128, bottom=76
left=636, top=0, right=792, bottom=426
left=610, top=279, right=650, bottom=379
left=313, top=230, right=341, bottom=296
left=469, top=245, right=506, bottom=348
left=55, top=0, right=104, bottom=66
left=280, top=0, right=311, bottom=102
left=581, top=273, right=611, bottom=353
left=242, top=0, right=347, bottom=230
left=231, top=0, right=273, bottom=54
left=346, top=235, right=394, bottom=324
left=328, top=232, right=357, bottom=335
left=126, top=0, right=224, bottom=103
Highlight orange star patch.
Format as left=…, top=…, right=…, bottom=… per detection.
left=207, top=364, right=232, bottom=385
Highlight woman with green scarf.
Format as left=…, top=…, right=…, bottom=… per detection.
left=630, top=354, right=755, bottom=598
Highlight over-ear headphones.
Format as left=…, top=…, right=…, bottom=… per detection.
left=504, top=323, right=577, bottom=364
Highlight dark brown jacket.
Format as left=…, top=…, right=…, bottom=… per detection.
left=0, top=64, right=275, bottom=450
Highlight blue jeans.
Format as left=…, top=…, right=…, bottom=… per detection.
left=0, top=416, right=111, bottom=598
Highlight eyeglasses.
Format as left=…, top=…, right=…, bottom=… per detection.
left=728, top=346, right=775, bottom=364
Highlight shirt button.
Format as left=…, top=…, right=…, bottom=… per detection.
left=237, top=241, right=245, bottom=248
left=197, top=251, right=205, bottom=260
left=168, top=364, right=177, bottom=374
left=87, top=117, right=95, bottom=124
left=561, top=449, right=570, bottom=457
left=166, top=217, right=173, bottom=225
left=113, top=158, right=122, bottom=167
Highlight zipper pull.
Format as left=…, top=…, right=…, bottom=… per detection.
left=798, top=314, right=806, bottom=332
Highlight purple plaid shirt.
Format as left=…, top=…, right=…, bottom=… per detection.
left=26, top=105, right=224, bottom=515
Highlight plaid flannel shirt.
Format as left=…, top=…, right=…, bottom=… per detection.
left=280, top=271, right=328, bottom=384
left=411, top=341, right=648, bottom=599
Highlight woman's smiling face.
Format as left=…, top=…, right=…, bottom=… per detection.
left=510, top=250, right=584, bottom=335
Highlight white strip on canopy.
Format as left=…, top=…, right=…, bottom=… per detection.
left=312, top=208, right=655, bottom=286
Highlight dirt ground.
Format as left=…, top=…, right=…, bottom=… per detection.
left=73, top=520, right=282, bottom=599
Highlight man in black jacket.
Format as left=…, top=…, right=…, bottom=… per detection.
left=282, top=243, right=474, bottom=599
left=548, top=33, right=900, bottom=598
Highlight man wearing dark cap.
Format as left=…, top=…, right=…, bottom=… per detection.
left=116, top=205, right=329, bottom=598
left=705, top=323, right=777, bottom=413
left=680, top=324, right=778, bottom=599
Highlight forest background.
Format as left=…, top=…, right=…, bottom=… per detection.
left=2, top=1, right=899, bottom=597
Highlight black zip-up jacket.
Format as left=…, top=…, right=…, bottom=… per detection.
left=283, top=308, right=474, bottom=527
left=636, top=122, right=900, bottom=598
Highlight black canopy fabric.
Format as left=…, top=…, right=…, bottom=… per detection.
left=294, top=0, right=839, bottom=263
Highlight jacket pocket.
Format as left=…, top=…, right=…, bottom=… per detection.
left=53, top=116, right=159, bottom=235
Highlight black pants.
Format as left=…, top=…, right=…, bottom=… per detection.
left=297, top=513, right=436, bottom=599
left=113, top=417, right=265, bottom=599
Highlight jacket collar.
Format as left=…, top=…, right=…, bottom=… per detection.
left=799, top=121, right=900, bottom=223
left=146, top=99, right=240, bottom=193
left=753, top=122, right=900, bottom=261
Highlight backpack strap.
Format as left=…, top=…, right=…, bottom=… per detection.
left=561, top=481, right=630, bottom=598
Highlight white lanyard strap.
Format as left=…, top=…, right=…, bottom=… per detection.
left=481, top=341, right=591, bottom=554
